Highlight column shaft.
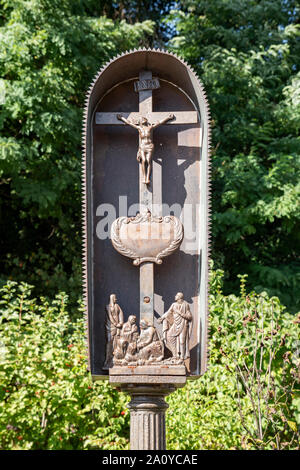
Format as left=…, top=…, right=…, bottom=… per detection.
left=127, top=394, right=168, bottom=450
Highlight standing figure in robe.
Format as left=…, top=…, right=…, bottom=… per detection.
left=158, top=292, right=192, bottom=361
left=103, top=294, right=124, bottom=369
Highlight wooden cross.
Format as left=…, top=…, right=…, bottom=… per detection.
left=95, top=70, right=198, bottom=325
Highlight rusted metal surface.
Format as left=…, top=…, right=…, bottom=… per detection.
left=82, top=49, right=211, bottom=378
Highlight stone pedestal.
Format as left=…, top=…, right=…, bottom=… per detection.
left=109, top=366, right=186, bottom=450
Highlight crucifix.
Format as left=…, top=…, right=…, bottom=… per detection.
left=95, top=70, right=198, bottom=327
left=84, top=49, right=211, bottom=451
left=116, top=113, right=175, bottom=185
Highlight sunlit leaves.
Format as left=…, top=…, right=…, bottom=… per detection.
left=0, top=281, right=129, bottom=450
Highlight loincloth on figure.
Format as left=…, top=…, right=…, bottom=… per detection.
left=137, top=143, right=154, bottom=161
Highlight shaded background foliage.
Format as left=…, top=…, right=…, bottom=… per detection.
left=0, top=0, right=153, bottom=301
left=168, top=0, right=300, bottom=311
left=0, top=0, right=299, bottom=311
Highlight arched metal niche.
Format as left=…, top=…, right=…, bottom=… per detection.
left=82, top=49, right=211, bottom=378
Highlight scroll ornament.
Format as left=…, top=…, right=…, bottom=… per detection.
left=111, top=211, right=184, bottom=266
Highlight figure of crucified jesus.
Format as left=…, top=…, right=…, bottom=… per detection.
left=117, top=113, right=175, bottom=184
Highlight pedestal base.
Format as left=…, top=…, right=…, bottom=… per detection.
left=109, top=366, right=186, bottom=450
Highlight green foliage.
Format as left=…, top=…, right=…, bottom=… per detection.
left=167, top=268, right=299, bottom=450
left=89, top=0, right=174, bottom=45
left=0, top=0, right=153, bottom=302
left=0, top=281, right=130, bottom=450
left=168, top=0, right=300, bottom=311
left=0, top=0, right=298, bottom=451
left=0, top=270, right=298, bottom=450
left=1, top=0, right=299, bottom=313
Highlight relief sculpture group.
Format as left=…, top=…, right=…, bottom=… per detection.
left=104, top=292, right=193, bottom=368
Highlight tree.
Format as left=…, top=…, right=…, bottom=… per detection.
left=94, top=0, right=175, bottom=45
left=168, top=0, right=300, bottom=311
left=0, top=0, right=153, bottom=301
left=1, top=0, right=299, bottom=313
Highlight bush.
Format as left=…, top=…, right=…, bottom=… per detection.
left=0, top=282, right=129, bottom=450
left=0, top=270, right=299, bottom=450
left=167, top=270, right=300, bottom=450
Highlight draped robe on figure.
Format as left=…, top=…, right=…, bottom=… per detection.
left=161, top=300, right=192, bottom=359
